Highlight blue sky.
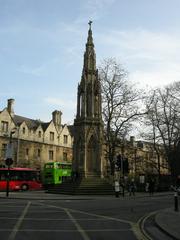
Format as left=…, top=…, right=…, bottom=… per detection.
left=0, top=0, right=180, bottom=124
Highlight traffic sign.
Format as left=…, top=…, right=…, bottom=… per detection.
left=5, top=143, right=14, bottom=159
left=5, top=158, right=13, bottom=166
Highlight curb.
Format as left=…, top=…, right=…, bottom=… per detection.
left=0, top=195, right=94, bottom=201
left=155, top=209, right=180, bottom=240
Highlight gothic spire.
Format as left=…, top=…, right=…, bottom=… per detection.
left=83, top=21, right=96, bottom=73
left=87, top=20, right=94, bottom=47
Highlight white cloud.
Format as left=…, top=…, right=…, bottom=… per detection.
left=75, top=0, right=116, bottom=24
left=44, top=97, right=76, bottom=110
left=130, top=67, right=180, bottom=88
left=16, top=57, right=62, bottom=77
left=97, top=28, right=180, bottom=87
left=84, top=0, right=115, bottom=14
left=100, top=29, right=180, bottom=60
left=16, top=64, right=46, bottom=77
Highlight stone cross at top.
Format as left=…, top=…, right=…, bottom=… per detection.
left=88, top=20, right=93, bottom=29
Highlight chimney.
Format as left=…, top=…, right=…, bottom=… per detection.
left=7, top=99, right=15, bottom=117
left=52, top=110, right=62, bottom=127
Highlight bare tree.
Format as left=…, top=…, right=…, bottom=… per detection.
left=99, top=58, right=144, bottom=175
left=142, top=91, right=166, bottom=184
left=145, top=82, right=180, bottom=180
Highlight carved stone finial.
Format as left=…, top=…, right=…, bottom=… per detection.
left=88, top=20, right=93, bottom=29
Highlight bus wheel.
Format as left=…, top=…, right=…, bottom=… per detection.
left=21, top=184, right=29, bottom=191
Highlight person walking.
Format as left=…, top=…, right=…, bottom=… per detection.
left=149, top=178, right=155, bottom=196
left=114, top=180, right=120, bottom=198
left=175, top=176, right=180, bottom=195
left=176, top=175, right=180, bottom=189
left=129, top=179, right=136, bottom=196
left=145, top=182, right=149, bottom=192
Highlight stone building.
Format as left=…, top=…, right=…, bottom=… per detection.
left=0, top=99, right=73, bottom=169
left=128, top=137, right=169, bottom=176
left=73, top=22, right=105, bottom=178
left=114, top=136, right=169, bottom=178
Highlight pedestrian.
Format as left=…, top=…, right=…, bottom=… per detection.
left=114, top=180, right=120, bottom=198
left=175, top=175, right=180, bottom=195
left=149, top=178, right=155, bottom=196
left=176, top=175, right=180, bottom=188
left=145, top=182, right=149, bottom=192
left=120, top=181, right=125, bottom=197
left=129, top=179, right=136, bottom=196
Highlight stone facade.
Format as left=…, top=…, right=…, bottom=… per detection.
left=126, top=138, right=169, bottom=176
left=111, top=136, right=169, bottom=178
left=0, top=99, right=73, bottom=169
left=73, top=23, right=104, bottom=178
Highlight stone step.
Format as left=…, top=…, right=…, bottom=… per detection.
left=46, top=177, right=114, bottom=195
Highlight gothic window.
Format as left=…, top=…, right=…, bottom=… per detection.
left=80, top=95, right=82, bottom=117
left=1, top=143, right=7, bottom=158
left=1, top=121, right=8, bottom=132
left=94, top=95, right=99, bottom=116
left=38, top=131, right=41, bottom=138
left=88, top=135, right=96, bottom=149
left=86, top=83, right=91, bottom=116
left=23, top=127, right=26, bottom=134
left=26, top=148, right=29, bottom=156
left=50, top=132, right=54, bottom=141
left=87, top=135, right=98, bottom=172
left=63, top=135, right=68, bottom=144
left=63, top=152, right=67, bottom=162
left=49, top=150, right=53, bottom=160
left=88, top=52, right=94, bottom=70
left=94, top=80, right=99, bottom=96
left=37, top=149, right=41, bottom=158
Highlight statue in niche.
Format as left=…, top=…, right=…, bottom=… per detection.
left=94, top=95, right=99, bottom=117
left=94, top=80, right=99, bottom=116
left=86, top=83, right=92, bottom=117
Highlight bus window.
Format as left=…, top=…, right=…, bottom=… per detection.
left=0, top=172, right=6, bottom=180
left=10, top=171, right=19, bottom=180
left=62, top=165, right=71, bottom=169
left=45, top=164, right=53, bottom=169
left=56, top=164, right=62, bottom=169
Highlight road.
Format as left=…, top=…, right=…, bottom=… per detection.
left=0, top=192, right=174, bottom=240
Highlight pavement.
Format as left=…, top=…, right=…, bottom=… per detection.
left=155, top=208, right=180, bottom=240
left=0, top=189, right=174, bottom=200
left=0, top=190, right=180, bottom=239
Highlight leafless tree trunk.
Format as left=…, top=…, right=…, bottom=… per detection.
left=99, top=58, right=145, bottom=175
left=145, top=82, right=180, bottom=181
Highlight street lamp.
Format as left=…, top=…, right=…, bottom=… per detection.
left=134, top=148, right=137, bottom=175
left=10, top=129, right=16, bottom=142
left=5, top=128, right=16, bottom=197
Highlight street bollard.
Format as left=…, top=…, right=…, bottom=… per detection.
left=122, top=186, right=125, bottom=197
left=115, top=191, right=119, bottom=198
left=174, top=191, right=179, bottom=212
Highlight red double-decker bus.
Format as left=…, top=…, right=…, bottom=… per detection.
left=0, top=167, right=42, bottom=191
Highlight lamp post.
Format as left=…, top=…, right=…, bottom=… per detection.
left=5, top=129, right=16, bottom=197
left=134, top=148, right=137, bottom=175
left=15, top=126, right=20, bottom=166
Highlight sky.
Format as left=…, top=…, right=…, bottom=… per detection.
left=0, top=0, right=180, bottom=124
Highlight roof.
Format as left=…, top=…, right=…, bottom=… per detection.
left=13, top=115, right=41, bottom=129
left=0, top=167, right=39, bottom=171
left=67, top=125, right=74, bottom=136
left=8, top=112, right=71, bottom=133
left=41, top=122, right=51, bottom=131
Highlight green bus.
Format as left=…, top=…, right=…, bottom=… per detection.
left=43, top=162, right=72, bottom=186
